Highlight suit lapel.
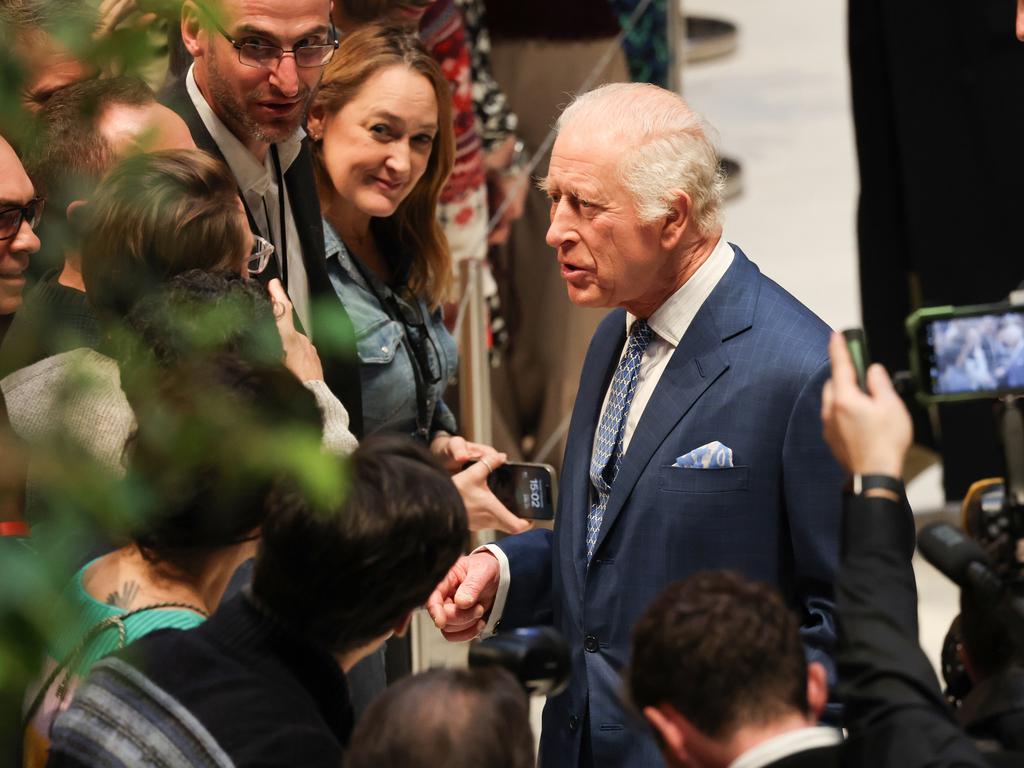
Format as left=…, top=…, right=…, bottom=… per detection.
left=589, top=317, right=728, bottom=559
left=284, top=148, right=329, bottom=299
left=588, top=247, right=761, bottom=560
left=160, top=76, right=265, bottom=248
left=566, top=312, right=626, bottom=593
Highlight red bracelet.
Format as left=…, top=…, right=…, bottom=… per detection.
left=0, top=521, right=30, bottom=537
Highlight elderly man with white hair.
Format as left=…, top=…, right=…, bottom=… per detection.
left=429, top=83, right=845, bottom=768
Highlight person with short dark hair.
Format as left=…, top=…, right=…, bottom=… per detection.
left=22, top=270, right=325, bottom=767
left=344, top=666, right=535, bottom=768
left=48, top=435, right=469, bottom=767
left=0, top=75, right=195, bottom=378
left=629, top=571, right=838, bottom=768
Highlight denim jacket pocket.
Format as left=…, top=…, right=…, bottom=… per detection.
left=355, top=318, right=417, bottom=433
left=356, top=318, right=404, bottom=365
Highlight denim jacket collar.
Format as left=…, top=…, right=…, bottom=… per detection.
left=323, top=218, right=413, bottom=295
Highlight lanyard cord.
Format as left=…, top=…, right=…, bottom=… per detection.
left=347, top=248, right=432, bottom=440
left=270, top=145, right=288, bottom=288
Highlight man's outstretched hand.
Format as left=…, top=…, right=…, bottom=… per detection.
left=426, top=552, right=501, bottom=642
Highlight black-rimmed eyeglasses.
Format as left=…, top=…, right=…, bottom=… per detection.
left=207, top=13, right=339, bottom=70
left=0, top=197, right=44, bottom=241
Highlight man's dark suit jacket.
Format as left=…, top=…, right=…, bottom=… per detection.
left=836, top=493, right=1024, bottom=767
left=495, top=247, right=845, bottom=767
left=160, top=77, right=363, bottom=437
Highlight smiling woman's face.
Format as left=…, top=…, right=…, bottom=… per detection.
left=312, top=64, right=438, bottom=219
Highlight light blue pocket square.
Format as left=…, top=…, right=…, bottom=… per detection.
left=674, top=441, right=734, bottom=469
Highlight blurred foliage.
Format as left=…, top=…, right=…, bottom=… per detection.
left=0, top=0, right=349, bottom=758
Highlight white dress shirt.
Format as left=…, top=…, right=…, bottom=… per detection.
left=728, top=726, right=842, bottom=768
left=480, top=236, right=736, bottom=634
left=185, top=65, right=312, bottom=332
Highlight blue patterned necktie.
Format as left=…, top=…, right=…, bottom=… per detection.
left=587, top=319, right=653, bottom=561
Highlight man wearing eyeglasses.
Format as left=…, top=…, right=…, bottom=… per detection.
left=0, top=136, right=43, bottom=346
left=165, top=0, right=363, bottom=436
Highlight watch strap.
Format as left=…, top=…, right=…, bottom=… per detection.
left=852, top=474, right=904, bottom=497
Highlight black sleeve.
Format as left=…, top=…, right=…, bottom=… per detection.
left=836, top=494, right=990, bottom=766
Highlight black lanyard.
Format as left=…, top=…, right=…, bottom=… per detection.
left=269, top=145, right=288, bottom=288
left=348, top=249, right=433, bottom=442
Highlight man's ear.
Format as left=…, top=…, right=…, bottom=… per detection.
left=806, top=662, right=829, bottom=721
left=180, top=1, right=206, bottom=58
left=392, top=611, right=414, bottom=638
left=66, top=199, right=87, bottom=226
left=659, top=189, right=692, bottom=251
left=643, top=704, right=689, bottom=767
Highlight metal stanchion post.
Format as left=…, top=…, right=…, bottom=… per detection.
left=458, top=257, right=493, bottom=447
left=411, top=256, right=493, bottom=675
left=668, top=0, right=684, bottom=94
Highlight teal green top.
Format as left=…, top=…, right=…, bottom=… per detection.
left=50, top=559, right=207, bottom=675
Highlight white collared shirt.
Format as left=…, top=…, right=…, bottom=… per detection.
left=594, top=234, right=734, bottom=456
left=728, top=726, right=842, bottom=768
left=185, top=64, right=312, bottom=332
left=480, top=235, right=735, bottom=635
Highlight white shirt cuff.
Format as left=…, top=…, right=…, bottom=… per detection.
left=476, top=543, right=510, bottom=638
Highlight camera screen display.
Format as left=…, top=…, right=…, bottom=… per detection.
left=488, top=464, right=555, bottom=520
left=924, top=310, right=1024, bottom=396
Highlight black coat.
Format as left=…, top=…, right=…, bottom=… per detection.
left=836, top=493, right=1024, bottom=767
left=160, top=76, right=363, bottom=438
left=848, top=0, right=1024, bottom=499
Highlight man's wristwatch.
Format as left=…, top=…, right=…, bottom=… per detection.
left=851, top=473, right=904, bottom=497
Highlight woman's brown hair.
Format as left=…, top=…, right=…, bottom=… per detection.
left=81, top=149, right=249, bottom=323
left=309, top=24, right=455, bottom=307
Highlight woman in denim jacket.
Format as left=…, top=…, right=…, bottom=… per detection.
left=308, top=25, right=528, bottom=537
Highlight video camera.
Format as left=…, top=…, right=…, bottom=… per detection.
left=879, top=291, right=1024, bottom=708
left=468, top=626, right=571, bottom=698
left=848, top=290, right=1024, bottom=578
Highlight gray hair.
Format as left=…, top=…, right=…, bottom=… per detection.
left=556, top=82, right=724, bottom=235
left=0, top=0, right=95, bottom=38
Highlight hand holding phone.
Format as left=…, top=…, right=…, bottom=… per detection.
left=486, top=461, right=558, bottom=521
left=842, top=328, right=870, bottom=393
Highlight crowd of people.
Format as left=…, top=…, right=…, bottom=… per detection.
left=2, top=0, right=1024, bottom=767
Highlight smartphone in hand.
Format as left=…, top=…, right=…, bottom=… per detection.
left=487, top=461, right=558, bottom=520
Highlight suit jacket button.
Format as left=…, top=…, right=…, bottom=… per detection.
left=568, top=715, right=579, bottom=732
left=584, top=634, right=599, bottom=653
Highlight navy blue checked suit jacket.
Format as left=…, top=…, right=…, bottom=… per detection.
left=495, top=246, right=845, bottom=768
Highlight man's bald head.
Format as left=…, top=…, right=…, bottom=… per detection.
left=555, top=83, right=724, bottom=237
left=0, top=135, right=41, bottom=313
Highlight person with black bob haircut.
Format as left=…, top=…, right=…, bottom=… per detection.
left=48, top=434, right=469, bottom=767
left=344, top=666, right=535, bottom=768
